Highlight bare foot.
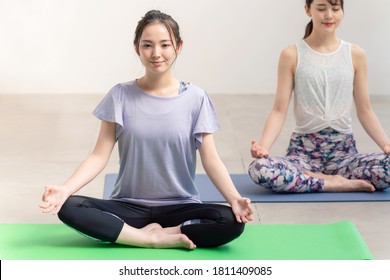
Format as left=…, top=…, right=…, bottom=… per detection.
left=304, top=171, right=375, bottom=192
left=142, top=223, right=183, bottom=235
left=141, top=223, right=163, bottom=232
left=117, top=223, right=196, bottom=249
left=148, top=227, right=196, bottom=249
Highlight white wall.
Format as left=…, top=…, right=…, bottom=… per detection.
left=1, top=0, right=389, bottom=95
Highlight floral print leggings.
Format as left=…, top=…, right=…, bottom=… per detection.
left=248, top=128, right=390, bottom=192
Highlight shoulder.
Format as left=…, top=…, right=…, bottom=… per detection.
left=110, top=80, right=135, bottom=93
left=278, top=44, right=298, bottom=72
left=350, top=43, right=367, bottom=69
left=185, top=83, right=210, bottom=100
left=183, top=83, right=217, bottom=111
left=279, top=44, right=298, bottom=64
left=280, top=44, right=297, bottom=57
left=351, top=43, right=367, bottom=58
left=186, top=83, right=205, bottom=94
left=106, top=80, right=136, bottom=100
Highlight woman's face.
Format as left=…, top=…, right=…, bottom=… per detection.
left=306, top=0, right=344, bottom=35
left=136, top=22, right=182, bottom=75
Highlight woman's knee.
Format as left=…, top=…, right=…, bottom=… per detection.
left=181, top=218, right=245, bottom=247
left=57, top=195, right=85, bottom=224
left=180, top=205, right=245, bottom=247
left=248, top=158, right=269, bottom=184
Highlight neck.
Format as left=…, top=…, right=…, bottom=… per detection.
left=305, top=33, right=340, bottom=52
left=137, top=73, right=179, bottom=97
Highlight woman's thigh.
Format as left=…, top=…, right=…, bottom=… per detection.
left=248, top=156, right=323, bottom=192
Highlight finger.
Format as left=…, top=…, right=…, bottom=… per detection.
left=38, top=200, right=52, bottom=208
left=241, top=215, right=252, bottom=223
left=41, top=203, right=56, bottom=213
left=41, top=207, right=54, bottom=214
left=52, top=206, right=60, bottom=215
left=244, top=198, right=253, bottom=207
left=252, top=150, right=262, bottom=158
left=41, top=186, right=52, bottom=200
left=38, top=203, right=47, bottom=209
left=259, top=150, right=269, bottom=158
left=250, top=141, right=259, bottom=151
left=41, top=191, right=48, bottom=201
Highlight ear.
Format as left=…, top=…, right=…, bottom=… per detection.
left=175, top=39, right=183, bottom=54
left=134, top=44, right=140, bottom=56
left=304, top=5, right=312, bottom=17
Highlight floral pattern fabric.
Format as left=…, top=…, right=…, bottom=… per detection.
left=248, top=128, right=390, bottom=192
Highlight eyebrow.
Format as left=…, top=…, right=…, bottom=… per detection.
left=316, top=2, right=340, bottom=7
left=140, top=39, right=172, bottom=44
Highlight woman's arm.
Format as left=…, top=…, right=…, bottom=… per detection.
left=199, top=133, right=253, bottom=223
left=251, top=45, right=296, bottom=158
left=352, top=44, right=390, bottom=153
left=62, top=120, right=117, bottom=193
left=40, top=121, right=116, bottom=213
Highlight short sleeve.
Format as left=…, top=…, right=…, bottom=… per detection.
left=92, top=84, right=124, bottom=139
left=193, top=93, right=220, bottom=148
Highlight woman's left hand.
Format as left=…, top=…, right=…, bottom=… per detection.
left=231, top=197, right=254, bottom=223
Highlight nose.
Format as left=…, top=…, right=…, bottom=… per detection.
left=325, top=8, right=333, bottom=19
left=152, top=46, right=161, bottom=58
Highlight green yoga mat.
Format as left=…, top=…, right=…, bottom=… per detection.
left=0, top=221, right=372, bottom=260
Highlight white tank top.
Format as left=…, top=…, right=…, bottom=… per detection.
left=293, top=39, right=354, bottom=134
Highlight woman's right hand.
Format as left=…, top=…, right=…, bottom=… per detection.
left=39, top=185, right=70, bottom=215
left=250, top=140, right=269, bottom=158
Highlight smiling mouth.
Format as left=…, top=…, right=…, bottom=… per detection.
left=323, top=22, right=334, bottom=27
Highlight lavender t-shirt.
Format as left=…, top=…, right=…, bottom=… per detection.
left=93, top=80, right=220, bottom=206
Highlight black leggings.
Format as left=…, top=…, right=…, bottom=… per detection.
left=58, top=195, right=245, bottom=247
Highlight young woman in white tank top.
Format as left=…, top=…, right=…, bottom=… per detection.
left=248, top=0, right=390, bottom=192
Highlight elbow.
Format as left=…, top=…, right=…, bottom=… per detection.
left=89, top=151, right=111, bottom=172
left=356, top=105, right=373, bottom=121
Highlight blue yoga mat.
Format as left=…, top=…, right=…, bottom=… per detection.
left=103, top=173, right=390, bottom=203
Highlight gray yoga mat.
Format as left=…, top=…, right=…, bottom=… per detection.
left=103, top=173, right=390, bottom=203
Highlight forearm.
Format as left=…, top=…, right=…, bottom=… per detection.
left=201, top=155, right=241, bottom=205
left=62, top=153, right=109, bottom=195
left=258, top=109, right=287, bottom=150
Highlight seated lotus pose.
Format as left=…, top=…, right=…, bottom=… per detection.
left=40, top=10, right=253, bottom=249
left=248, top=0, right=390, bottom=193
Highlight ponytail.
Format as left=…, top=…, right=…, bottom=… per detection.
left=303, top=20, right=313, bottom=39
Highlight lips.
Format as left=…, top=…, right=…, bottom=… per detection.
left=323, top=22, right=334, bottom=27
left=151, top=61, right=164, bottom=66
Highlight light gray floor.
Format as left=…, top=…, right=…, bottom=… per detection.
left=1, top=93, right=389, bottom=259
